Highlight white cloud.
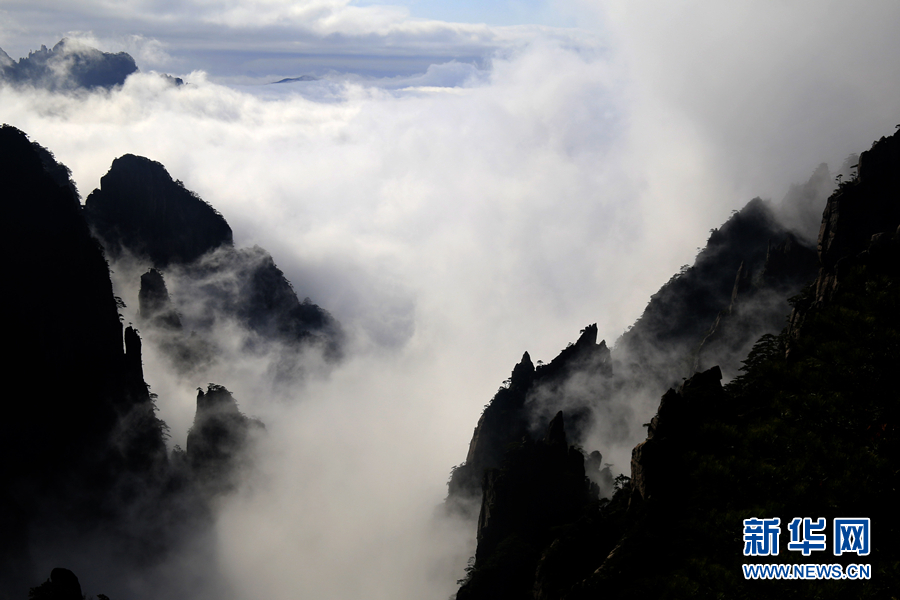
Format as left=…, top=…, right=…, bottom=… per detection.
left=4, top=2, right=900, bottom=596
left=1, top=37, right=639, bottom=598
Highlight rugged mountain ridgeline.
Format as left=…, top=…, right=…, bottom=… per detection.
left=84, top=153, right=343, bottom=377
left=0, top=39, right=183, bottom=91
left=0, top=124, right=339, bottom=599
left=449, top=128, right=900, bottom=598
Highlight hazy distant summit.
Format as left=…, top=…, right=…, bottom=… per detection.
left=272, top=75, right=320, bottom=84
left=0, top=38, right=137, bottom=90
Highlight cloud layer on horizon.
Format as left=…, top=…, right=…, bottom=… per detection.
left=0, top=0, right=600, bottom=81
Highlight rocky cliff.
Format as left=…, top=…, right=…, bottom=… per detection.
left=85, top=154, right=233, bottom=266
left=0, top=125, right=271, bottom=599
left=0, top=125, right=168, bottom=595
left=186, top=384, right=266, bottom=497
left=448, top=325, right=612, bottom=509
left=85, top=154, right=343, bottom=367
left=449, top=127, right=900, bottom=599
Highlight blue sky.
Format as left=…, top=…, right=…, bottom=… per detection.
left=352, top=0, right=579, bottom=27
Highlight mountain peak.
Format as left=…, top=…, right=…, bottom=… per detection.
left=0, top=38, right=138, bottom=90
left=85, top=154, right=233, bottom=266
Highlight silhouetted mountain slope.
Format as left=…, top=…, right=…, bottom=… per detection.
left=0, top=125, right=168, bottom=595
left=26, top=568, right=86, bottom=600
left=85, top=154, right=233, bottom=266
left=448, top=171, right=824, bottom=516
left=693, top=231, right=816, bottom=374
left=0, top=39, right=137, bottom=90
left=457, top=412, right=591, bottom=600
left=446, top=188, right=821, bottom=597
left=85, top=154, right=343, bottom=364
left=615, top=194, right=818, bottom=386
left=451, top=126, right=900, bottom=600
left=448, top=326, right=612, bottom=508
left=186, top=384, right=265, bottom=497
left=0, top=125, right=270, bottom=599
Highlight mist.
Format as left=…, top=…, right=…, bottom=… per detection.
left=3, top=2, right=900, bottom=597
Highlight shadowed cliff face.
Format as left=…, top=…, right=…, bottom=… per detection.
left=456, top=412, right=591, bottom=600
left=0, top=125, right=170, bottom=594
left=0, top=39, right=138, bottom=90
left=85, top=154, right=234, bottom=267
left=0, top=125, right=271, bottom=600
left=814, top=130, right=900, bottom=302
left=85, top=154, right=343, bottom=377
left=447, top=325, right=612, bottom=509
left=450, top=125, right=900, bottom=600
left=186, top=385, right=266, bottom=498
left=787, top=129, right=900, bottom=342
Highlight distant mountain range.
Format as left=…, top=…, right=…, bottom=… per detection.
left=0, top=39, right=183, bottom=90
left=272, top=75, right=320, bottom=84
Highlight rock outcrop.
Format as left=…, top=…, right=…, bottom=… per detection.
left=815, top=129, right=900, bottom=302
left=186, top=384, right=265, bottom=497
left=27, top=568, right=85, bottom=600
left=448, top=325, right=611, bottom=507
left=457, top=412, right=592, bottom=600
left=139, top=268, right=183, bottom=330
left=85, top=154, right=233, bottom=267
left=85, top=154, right=343, bottom=364
left=629, top=366, right=724, bottom=507
left=788, top=127, right=900, bottom=341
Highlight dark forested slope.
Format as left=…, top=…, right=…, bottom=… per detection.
left=0, top=126, right=289, bottom=599
left=450, top=127, right=900, bottom=599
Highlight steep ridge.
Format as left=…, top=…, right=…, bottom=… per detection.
left=0, top=126, right=268, bottom=599
left=0, top=125, right=168, bottom=595
left=614, top=193, right=818, bottom=387
left=447, top=173, right=824, bottom=511
left=84, top=154, right=343, bottom=371
left=451, top=126, right=900, bottom=599
left=448, top=325, right=612, bottom=509
left=446, top=131, right=900, bottom=599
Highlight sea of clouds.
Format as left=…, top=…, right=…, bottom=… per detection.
left=3, top=1, right=900, bottom=597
